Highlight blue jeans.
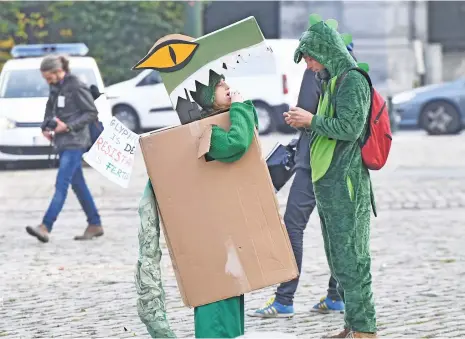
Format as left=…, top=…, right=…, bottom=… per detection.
left=275, top=168, right=342, bottom=305
left=42, top=149, right=101, bottom=231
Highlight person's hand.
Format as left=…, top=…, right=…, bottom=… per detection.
left=54, top=117, right=69, bottom=134
left=42, top=131, right=52, bottom=141
left=283, top=106, right=314, bottom=128
left=230, top=90, right=243, bottom=103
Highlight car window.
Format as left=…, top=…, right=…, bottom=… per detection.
left=0, top=68, right=98, bottom=98
left=136, top=70, right=162, bottom=86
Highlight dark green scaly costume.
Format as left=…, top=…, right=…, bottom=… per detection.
left=136, top=71, right=258, bottom=338
left=294, top=16, right=377, bottom=333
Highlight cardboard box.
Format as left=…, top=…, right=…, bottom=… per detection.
left=139, top=111, right=298, bottom=307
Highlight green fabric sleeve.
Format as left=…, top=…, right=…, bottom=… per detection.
left=207, top=100, right=258, bottom=163
left=309, top=72, right=370, bottom=141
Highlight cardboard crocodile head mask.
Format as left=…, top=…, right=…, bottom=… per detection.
left=133, top=16, right=274, bottom=124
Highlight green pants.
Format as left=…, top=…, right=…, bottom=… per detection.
left=194, top=295, right=244, bottom=338
left=314, top=164, right=376, bottom=333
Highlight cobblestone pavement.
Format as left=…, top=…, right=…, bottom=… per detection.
left=1, top=131, right=465, bottom=338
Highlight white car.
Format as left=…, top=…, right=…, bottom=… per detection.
left=105, top=69, right=178, bottom=133
left=106, top=39, right=303, bottom=135
left=0, top=43, right=112, bottom=167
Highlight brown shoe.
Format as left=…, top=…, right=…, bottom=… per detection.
left=26, top=224, right=49, bottom=243
left=323, top=328, right=350, bottom=338
left=324, top=330, right=377, bottom=339
left=348, top=332, right=378, bottom=338
left=74, top=225, right=104, bottom=240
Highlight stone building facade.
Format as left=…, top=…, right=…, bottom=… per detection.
left=280, top=1, right=429, bottom=96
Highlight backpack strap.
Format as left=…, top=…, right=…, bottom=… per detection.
left=335, top=66, right=372, bottom=90
left=333, top=66, right=374, bottom=145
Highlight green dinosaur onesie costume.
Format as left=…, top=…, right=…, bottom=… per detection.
left=294, top=18, right=377, bottom=334
left=136, top=71, right=258, bottom=338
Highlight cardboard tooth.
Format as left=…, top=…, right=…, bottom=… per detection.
left=194, top=67, right=212, bottom=88
left=184, top=78, right=200, bottom=93
left=210, top=59, right=226, bottom=74
left=170, top=86, right=188, bottom=103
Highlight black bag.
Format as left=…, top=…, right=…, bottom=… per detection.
left=266, top=138, right=298, bottom=192
left=89, top=120, right=104, bottom=144
left=87, top=85, right=105, bottom=151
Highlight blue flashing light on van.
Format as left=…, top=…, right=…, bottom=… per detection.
left=11, top=43, right=89, bottom=59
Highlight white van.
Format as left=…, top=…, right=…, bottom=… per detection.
left=0, top=43, right=112, bottom=166
left=267, top=39, right=305, bottom=109
left=106, top=39, right=303, bottom=135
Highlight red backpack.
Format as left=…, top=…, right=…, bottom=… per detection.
left=336, top=67, right=392, bottom=170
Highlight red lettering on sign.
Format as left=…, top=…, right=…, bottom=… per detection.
left=96, top=137, right=104, bottom=150
left=95, top=137, right=134, bottom=167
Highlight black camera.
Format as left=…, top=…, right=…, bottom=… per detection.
left=41, top=117, right=58, bottom=131
left=89, top=84, right=102, bottom=100
left=266, top=138, right=299, bottom=192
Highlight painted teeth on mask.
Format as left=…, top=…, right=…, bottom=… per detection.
left=252, top=43, right=271, bottom=58
left=172, top=87, right=188, bottom=101
left=237, top=54, right=247, bottom=63
left=221, top=55, right=238, bottom=70
left=170, top=42, right=269, bottom=103
left=210, top=59, right=225, bottom=76
left=196, top=71, right=211, bottom=90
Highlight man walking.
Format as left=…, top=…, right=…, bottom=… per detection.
left=26, top=54, right=103, bottom=243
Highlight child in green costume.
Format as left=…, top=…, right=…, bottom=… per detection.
left=285, top=17, right=378, bottom=338
left=189, top=71, right=258, bottom=338
left=136, top=71, right=258, bottom=338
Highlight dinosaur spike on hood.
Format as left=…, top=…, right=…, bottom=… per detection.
left=341, top=33, right=353, bottom=47
left=308, top=13, right=322, bottom=27
left=297, top=14, right=371, bottom=76
left=325, top=18, right=338, bottom=30
left=357, top=62, right=369, bottom=73
left=294, top=20, right=356, bottom=77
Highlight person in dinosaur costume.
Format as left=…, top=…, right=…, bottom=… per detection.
left=189, top=71, right=258, bottom=338
left=250, top=39, right=363, bottom=319
left=136, top=70, right=258, bottom=339
left=284, top=14, right=378, bottom=338
left=133, top=17, right=299, bottom=338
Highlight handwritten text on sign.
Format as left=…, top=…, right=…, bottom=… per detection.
left=83, top=117, right=139, bottom=188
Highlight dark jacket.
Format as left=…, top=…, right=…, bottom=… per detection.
left=294, top=50, right=357, bottom=171
left=44, top=73, right=98, bottom=152
left=294, top=69, right=321, bottom=170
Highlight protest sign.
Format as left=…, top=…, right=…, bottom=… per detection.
left=83, top=117, right=139, bottom=188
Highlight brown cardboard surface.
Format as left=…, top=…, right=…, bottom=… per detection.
left=139, top=111, right=298, bottom=308
left=197, top=125, right=212, bottom=159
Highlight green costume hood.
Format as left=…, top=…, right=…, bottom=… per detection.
left=190, top=70, right=225, bottom=111
left=294, top=20, right=357, bottom=78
